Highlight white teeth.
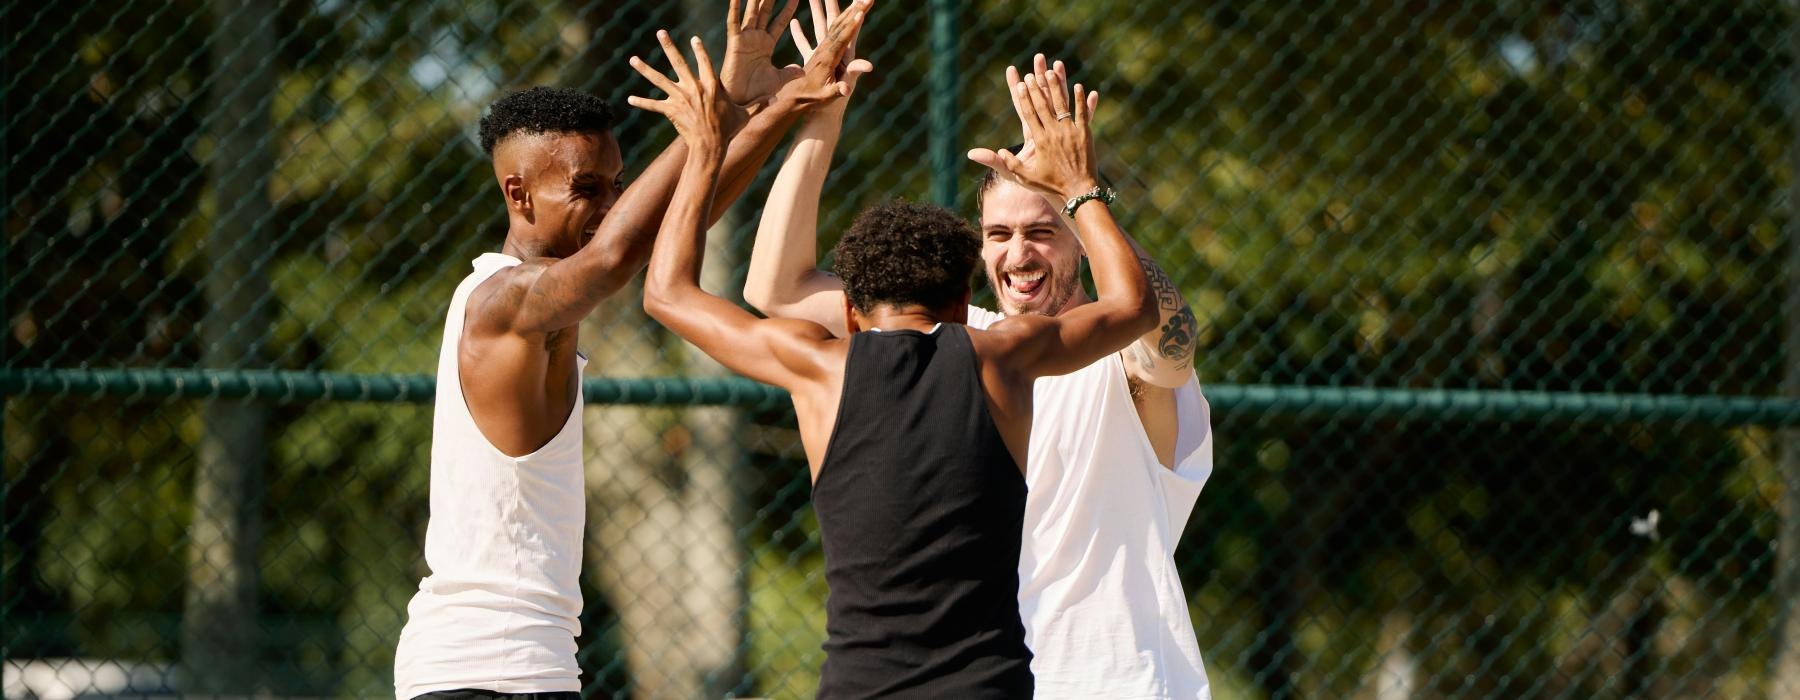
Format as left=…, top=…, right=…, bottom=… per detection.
left=1009, top=270, right=1045, bottom=283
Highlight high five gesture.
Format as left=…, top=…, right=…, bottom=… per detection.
left=629, top=31, right=734, bottom=154
left=970, top=66, right=1103, bottom=203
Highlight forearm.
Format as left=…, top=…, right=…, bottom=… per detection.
left=714, top=98, right=806, bottom=219
left=642, top=145, right=828, bottom=390
left=645, top=148, right=724, bottom=309
left=584, top=99, right=802, bottom=296
left=744, top=110, right=844, bottom=313
left=1070, top=201, right=1155, bottom=332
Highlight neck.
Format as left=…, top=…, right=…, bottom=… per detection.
left=864, top=308, right=947, bottom=333
left=1054, top=288, right=1095, bottom=316
left=501, top=229, right=558, bottom=260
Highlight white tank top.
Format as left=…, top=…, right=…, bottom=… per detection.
left=969, top=305, right=1215, bottom=699
left=395, top=253, right=586, bottom=699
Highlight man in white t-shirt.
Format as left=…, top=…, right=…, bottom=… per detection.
left=744, top=52, right=1213, bottom=698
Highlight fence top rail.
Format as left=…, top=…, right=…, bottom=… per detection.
left=3, top=368, right=1798, bottom=426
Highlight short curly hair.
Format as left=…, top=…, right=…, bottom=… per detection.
left=479, top=86, right=615, bottom=155
left=833, top=199, right=981, bottom=314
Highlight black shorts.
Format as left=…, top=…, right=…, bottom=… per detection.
left=412, top=690, right=580, bottom=700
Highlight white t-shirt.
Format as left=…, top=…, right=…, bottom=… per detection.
left=969, top=305, right=1214, bottom=699
left=395, top=253, right=587, bottom=699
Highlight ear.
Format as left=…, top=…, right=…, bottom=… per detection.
left=504, top=173, right=532, bottom=222
left=843, top=295, right=863, bottom=334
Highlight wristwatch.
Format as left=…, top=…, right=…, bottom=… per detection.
left=1063, top=185, right=1118, bottom=217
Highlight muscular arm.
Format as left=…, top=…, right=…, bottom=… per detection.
left=1120, top=237, right=1200, bottom=388
left=742, top=105, right=851, bottom=336
left=501, top=97, right=807, bottom=337
left=644, top=124, right=834, bottom=392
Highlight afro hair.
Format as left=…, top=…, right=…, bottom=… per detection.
left=479, top=86, right=615, bottom=155
left=832, top=199, right=981, bottom=314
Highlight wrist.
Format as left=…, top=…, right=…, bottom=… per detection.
left=1061, top=183, right=1117, bottom=218
left=762, top=87, right=806, bottom=117
left=686, top=136, right=725, bottom=162
left=808, top=98, right=850, bottom=122
left=1059, top=178, right=1102, bottom=202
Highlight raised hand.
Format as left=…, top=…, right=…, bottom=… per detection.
left=722, top=0, right=801, bottom=105
left=628, top=31, right=734, bottom=153
left=969, top=62, right=1101, bottom=201
left=1001, top=54, right=1065, bottom=164
left=788, top=0, right=874, bottom=102
left=776, top=0, right=874, bottom=109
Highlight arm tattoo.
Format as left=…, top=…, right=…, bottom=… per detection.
left=1142, top=255, right=1183, bottom=311
left=1159, top=306, right=1197, bottom=369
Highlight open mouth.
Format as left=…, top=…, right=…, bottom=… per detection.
left=1001, top=268, right=1047, bottom=304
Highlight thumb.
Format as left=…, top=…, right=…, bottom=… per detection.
left=846, top=58, right=873, bottom=76
left=996, top=149, right=1027, bottom=174
left=967, top=148, right=1002, bottom=169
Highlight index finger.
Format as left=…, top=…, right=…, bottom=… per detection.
left=657, top=30, right=696, bottom=83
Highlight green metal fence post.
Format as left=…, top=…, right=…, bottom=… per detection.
left=928, top=0, right=960, bottom=208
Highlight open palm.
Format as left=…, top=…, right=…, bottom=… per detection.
left=722, top=0, right=800, bottom=104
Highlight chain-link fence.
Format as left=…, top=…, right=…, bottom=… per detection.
left=6, top=0, right=1800, bottom=697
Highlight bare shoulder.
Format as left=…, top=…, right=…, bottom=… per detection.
left=972, top=314, right=1054, bottom=355
left=464, top=259, right=553, bottom=339
left=763, top=318, right=847, bottom=376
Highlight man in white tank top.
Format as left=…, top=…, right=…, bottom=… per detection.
left=393, top=4, right=874, bottom=697
left=744, top=52, right=1213, bottom=698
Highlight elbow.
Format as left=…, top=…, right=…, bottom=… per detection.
left=742, top=282, right=774, bottom=316
left=1130, top=292, right=1160, bottom=337
left=642, top=281, right=676, bottom=322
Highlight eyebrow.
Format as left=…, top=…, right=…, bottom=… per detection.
left=984, top=220, right=1061, bottom=231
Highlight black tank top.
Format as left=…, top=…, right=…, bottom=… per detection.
left=812, top=324, right=1033, bottom=699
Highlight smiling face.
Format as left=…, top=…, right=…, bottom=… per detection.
left=495, top=130, right=625, bottom=258
left=979, top=179, right=1085, bottom=317
left=533, top=131, right=624, bottom=257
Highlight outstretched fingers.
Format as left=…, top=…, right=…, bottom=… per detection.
left=656, top=30, right=697, bottom=84
left=1043, top=68, right=1071, bottom=121
left=1010, top=76, right=1043, bottom=141
left=1021, top=74, right=1057, bottom=129
left=1072, top=84, right=1086, bottom=130
left=815, top=0, right=871, bottom=64
left=690, top=36, right=717, bottom=88
left=629, top=55, right=680, bottom=96
left=789, top=18, right=815, bottom=60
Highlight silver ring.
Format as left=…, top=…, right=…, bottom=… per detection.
left=1055, top=111, right=1073, bottom=121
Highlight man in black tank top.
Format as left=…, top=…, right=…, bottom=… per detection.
left=628, top=28, right=1155, bottom=697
